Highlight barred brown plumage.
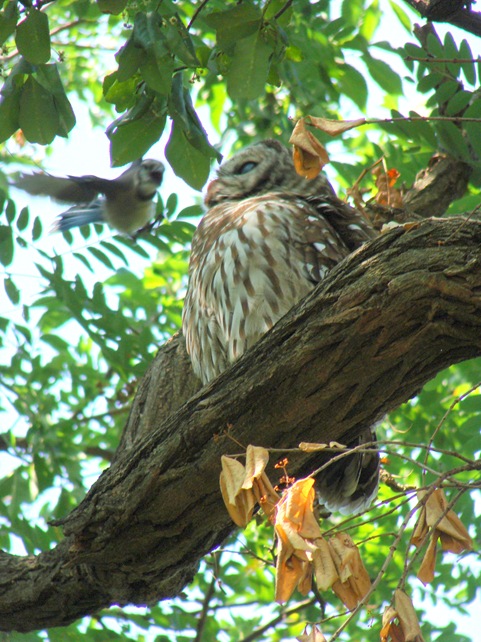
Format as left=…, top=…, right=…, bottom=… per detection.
left=182, top=139, right=379, bottom=514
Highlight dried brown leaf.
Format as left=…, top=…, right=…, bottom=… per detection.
left=423, top=489, right=472, bottom=551
left=381, top=605, right=407, bottom=642
left=242, top=445, right=270, bottom=489
left=311, top=536, right=339, bottom=591
left=411, top=506, right=428, bottom=548
left=394, top=590, right=425, bottom=642
left=219, top=455, right=256, bottom=527
left=308, top=115, right=366, bottom=137
left=329, top=533, right=371, bottom=609
left=298, top=441, right=347, bottom=452
left=296, top=624, right=328, bottom=642
left=275, top=526, right=311, bottom=603
left=254, top=472, right=280, bottom=521
left=289, top=118, right=329, bottom=178
left=416, top=531, right=437, bottom=585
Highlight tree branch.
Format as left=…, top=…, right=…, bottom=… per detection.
left=402, top=0, right=481, bottom=38
left=2, top=218, right=481, bottom=631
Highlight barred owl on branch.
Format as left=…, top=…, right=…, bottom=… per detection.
left=182, top=139, right=379, bottom=514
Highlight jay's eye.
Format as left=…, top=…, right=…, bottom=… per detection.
left=238, top=161, right=257, bottom=175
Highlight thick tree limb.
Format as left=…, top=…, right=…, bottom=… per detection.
left=402, top=0, right=481, bottom=38
left=2, top=218, right=481, bottom=632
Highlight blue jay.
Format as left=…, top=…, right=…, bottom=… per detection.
left=14, top=159, right=165, bottom=235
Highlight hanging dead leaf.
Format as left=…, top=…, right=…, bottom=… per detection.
left=296, top=624, right=328, bottom=642
left=311, top=536, right=339, bottom=591
left=329, top=533, right=371, bottom=609
left=411, top=505, right=428, bottom=548
left=219, top=455, right=256, bottom=527
left=274, top=478, right=326, bottom=603
left=308, top=115, right=366, bottom=137
left=242, top=445, right=270, bottom=488
left=253, top=471, right=280, bottom=521
left=289, top=118, right=329, bottom=179
left=274, top=523, right=312, bottom=603
left=394, top=590, right=425, bottom=642
left=381, top=605, right=405, bottom=642
left=423, top=489, right=472, bottom=551
left=416, top=531, right=437, bottom=585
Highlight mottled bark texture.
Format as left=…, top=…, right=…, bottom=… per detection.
left=1, top=215, right=481, bottom=631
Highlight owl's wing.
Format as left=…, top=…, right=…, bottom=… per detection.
left=305, top=193, right=378, bottom=251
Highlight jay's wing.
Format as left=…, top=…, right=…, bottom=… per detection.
left=14, top=172, right=113, bottom=203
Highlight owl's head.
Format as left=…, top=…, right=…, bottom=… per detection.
left=205, top=139, right=331, bottom=206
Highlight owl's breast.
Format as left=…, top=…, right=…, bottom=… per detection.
left=183, top=194, right=348, bottom=383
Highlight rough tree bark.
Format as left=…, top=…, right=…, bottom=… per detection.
left=1, top=215, right=481, bottom=632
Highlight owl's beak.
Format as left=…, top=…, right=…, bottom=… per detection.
left=204, top=179, right=221, bottom=206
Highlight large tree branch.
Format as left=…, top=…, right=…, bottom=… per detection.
left=402, top=0, right=481, bottom=38
left=1, top=218, right=481, bottom=632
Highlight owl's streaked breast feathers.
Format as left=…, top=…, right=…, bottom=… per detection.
left=182, top=139, right=379, bottom=514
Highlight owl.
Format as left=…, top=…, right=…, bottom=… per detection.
left=182, top=139, right=379, bottom=514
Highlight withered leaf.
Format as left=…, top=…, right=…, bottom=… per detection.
left=308, top=115, right=366, bottom=137
left=394, top=590, right=425, bottom=642
left=289, top=118, right=329, bottom=179
left=296, top=624, right=328, bottom=642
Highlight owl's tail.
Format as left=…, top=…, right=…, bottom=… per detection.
left=314, top=428, right=379, bottom=515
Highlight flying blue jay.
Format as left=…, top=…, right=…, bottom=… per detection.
left=14, top=159, right=165, bottom=235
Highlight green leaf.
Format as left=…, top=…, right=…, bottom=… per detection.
left=227, top=30, right=272, bottom=100
left=434, top=120, right=470, bottom=160
left=32, top=216, right=43, bottom=240
left=116, top=37, right=143, bottom=82
left=103, top=72, right=138, bottom=110
left=34, top=64, right=76, bottom=136
left=165, top=120, right=210, bottom=190
left=0, top=1, right=18, bottom=46
left=204, top=4, right=261, bottom=50
left=362, top=54, right=403, bottom=95
left=388, top=0, right=412, bottom=32
left=445, top=90, right=472, bottom=117
left=0, top=89, right=21, bottom=143
left=163, top=13, right=199, bottom=66
left=463, top=99, right=481, bottom=160
left=337, top=63, right=368, bottom=110
left=459, top=39, right=476, bottom=86
left=19, top=75, right=58, bottom=144
left=97, top=0, right=128, bottom=14
left=432, top=79, right=462, bottom=107
left=16, top=206, right=30, bottom=231
left=140, top=50, right=175, bottom=94
left=109, top=99, right=167, bottom=166
left=0, top=225, right=14, bottom=266
left=15, top=10, right=51, bottom=64
left=168, top=75, right=220, bottom=161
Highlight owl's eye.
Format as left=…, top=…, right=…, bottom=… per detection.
left=238, top=161, right=257, bottom=175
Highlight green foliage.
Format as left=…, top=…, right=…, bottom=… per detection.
left=0, top=0, right=480, bottom=641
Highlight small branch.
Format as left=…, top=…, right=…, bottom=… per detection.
left=188, top=0, right=210, bottom=30
left=273, top=0, right=293, bottom=21
left=239, top=598, right=317, bottom=642
left=194, top=556, right=218, bottom=642
left=423, top=381, right=481, bottom=479
left=405, top=56, right=480, bottom=63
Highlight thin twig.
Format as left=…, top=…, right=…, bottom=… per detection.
left=423, top=381, right=481, bottom=481
left=194, top=553, right=220, bottom=642
left=188, top=0, right=210, bottom=30
left=239, top=598, right=317, bottom=642
left=273, top=0, right=293, bottom=20
left=405, top=56, right=480, bottom=63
